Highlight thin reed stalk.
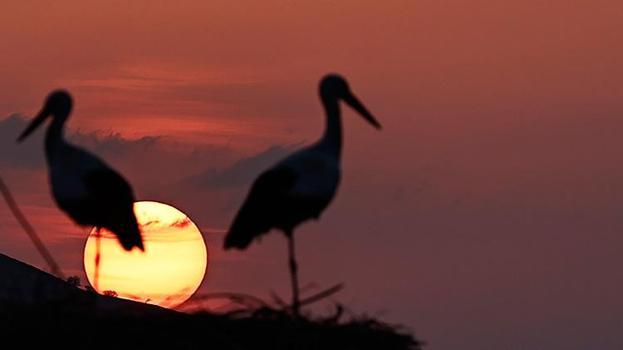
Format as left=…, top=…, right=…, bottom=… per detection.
left=0, top=175, right=65, bottom=279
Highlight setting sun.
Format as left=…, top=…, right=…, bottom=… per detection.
left=83, top=201, right=208, bottom=308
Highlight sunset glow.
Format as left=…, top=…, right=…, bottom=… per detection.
left=3, top=1, right=623, bottom=348
left=83, top=201, right=207, bottom=308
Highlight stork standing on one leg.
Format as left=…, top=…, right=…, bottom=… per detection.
left=17, top=90, right=144, bottom=252
left=224, top=74, right=381, bottom=316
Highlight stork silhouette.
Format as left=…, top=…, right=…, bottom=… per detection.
left=17, top=90, right=144, bottom=252
left=224, top=74, right=381, bottom=316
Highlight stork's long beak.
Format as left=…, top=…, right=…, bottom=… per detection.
left=343, top=92, right=381, bottom=129
left=17, top=108, right=49, bottom=142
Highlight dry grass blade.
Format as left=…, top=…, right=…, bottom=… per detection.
left=0, top=175, right=65, bottom=279
left=299, top=283, right=344, bottom=307
left=269, top=290, right=288, bottom=308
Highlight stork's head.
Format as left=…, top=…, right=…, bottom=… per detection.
left=17, top=90, right=73, bottom=142
left=319, top=74, right=351, bottom=98
left=44, top=90, right=73, bottom=116
left=319, top=74, right=381, bottom=129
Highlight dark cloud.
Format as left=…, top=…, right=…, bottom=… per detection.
left=0, top=114, right=235, bottom=185
left=140, top=220, right=161, bottom=228
left=71, top=131, right=161, bottom=158
left=170, top=218, right=191, bottom=229
left=0, top=114, right=164, bottom=170
left=185, top=144, right=300, bottom=189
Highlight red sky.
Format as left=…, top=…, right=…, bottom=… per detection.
left=2, top=1, right=623, bottom=349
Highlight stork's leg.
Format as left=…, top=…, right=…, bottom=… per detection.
left=287, top=231, right=301, bottom=317
left=95, top=227, right=101, bottom=292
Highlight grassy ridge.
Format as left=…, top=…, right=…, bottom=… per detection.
left=2, top=302, right=422, bottom=350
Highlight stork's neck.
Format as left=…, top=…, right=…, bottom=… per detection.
left=320, top=95, right=342, bottom=157
left=45, top=115, right=68, bottom=161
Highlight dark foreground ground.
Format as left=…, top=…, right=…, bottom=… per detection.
left=0, top=253, right=421, bottom=349
left=2, top=303, right=422, bottom=350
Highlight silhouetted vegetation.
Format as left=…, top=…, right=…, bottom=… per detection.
left=1, top=301, right=421, bottom=350
left=2, top=251, right=420, bottom=348
left=66, top=276, right=81, bottom=288
left=103, top=290, right=118, bottom=297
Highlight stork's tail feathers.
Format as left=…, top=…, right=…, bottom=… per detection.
left=224, top=220, right=274, bottom=250
left=223, top=228, right=255, bottom=250
left=224, top=206, right=274, bottom=250
left=107, top=212, right=144, bottom=252
left=117, top=226, right=145, bottom=251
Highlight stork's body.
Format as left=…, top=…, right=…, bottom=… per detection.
left=225, top=142, right=340, bottom=247
left=224, top=75, right=381, bottom=315
left=18, top=91, right=143, bottom=251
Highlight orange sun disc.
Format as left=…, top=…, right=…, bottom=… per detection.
left=83, top=201, right=208, bottom=308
